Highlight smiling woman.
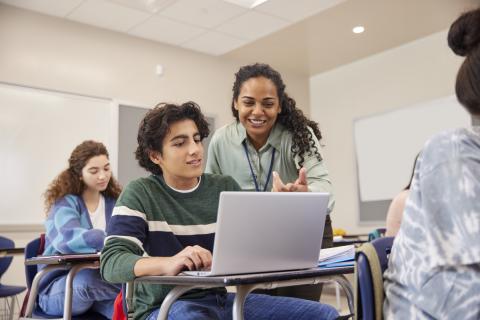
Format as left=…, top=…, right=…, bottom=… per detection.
left=206, top=63, right=333, bottom=199
left=234, top=76, right=282, bottom=150
left=205, top=62, right=335, bottom=301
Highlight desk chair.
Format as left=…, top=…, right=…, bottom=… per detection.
left=20, top=236, right=106, bottom=320
left=0, top=235, right=26, bottom=320
left=355, top=237, right=394, bottom=320
left=367, top=228, right=386, bottom=242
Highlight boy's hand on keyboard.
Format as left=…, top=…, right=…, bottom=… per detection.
left=167, top=245, right=212, bottom=276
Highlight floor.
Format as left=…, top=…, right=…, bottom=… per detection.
left=320, top=281, right=352, bottom=316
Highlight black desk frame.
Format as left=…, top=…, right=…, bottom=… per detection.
left=135, top=266, right=354, bottom=320
left=0, top=247, right=24, bottom=257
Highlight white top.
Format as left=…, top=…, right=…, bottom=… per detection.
left=89, top=194, right=106, bottom=231
left=166, top=177, right=201, bottom=193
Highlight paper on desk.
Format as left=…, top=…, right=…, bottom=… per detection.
left=318, top=245, right=355, bottom=267
left=319, top=261, right=354, bottom=268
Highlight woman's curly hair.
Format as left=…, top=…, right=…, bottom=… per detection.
left=43, top=140, right=122, bottom=214
left=231, top=63, right=323, bottom=166
left=135, top=101, right=210, bottom=175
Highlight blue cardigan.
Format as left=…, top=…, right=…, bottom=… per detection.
left=43, top=194, right=115, bottom=255
left=39, top=194, right=116, bottom=290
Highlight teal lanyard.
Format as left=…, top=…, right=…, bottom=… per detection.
left=242, top=141, right=275, bottom=192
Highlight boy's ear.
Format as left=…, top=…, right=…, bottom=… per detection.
left=149, top=150, right=163, bottom=166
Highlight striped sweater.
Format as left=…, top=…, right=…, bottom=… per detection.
left=100, top=173, right=241, bottom=320
left=39, top=194, right=116, bottom=291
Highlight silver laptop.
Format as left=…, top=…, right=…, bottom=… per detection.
left=183, top=191, right=329, bottom=277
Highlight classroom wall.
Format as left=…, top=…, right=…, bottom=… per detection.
left=0, top=4, right=310, bottom=125
left=0, top=4, right=310, bottom=299
left=309, top=30, right=463, bottom=234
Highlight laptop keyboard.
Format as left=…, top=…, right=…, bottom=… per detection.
left=181, top=270, right=211, bottom=276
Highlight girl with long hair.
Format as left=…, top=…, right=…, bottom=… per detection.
left=38, top=140, right=121, bottom=319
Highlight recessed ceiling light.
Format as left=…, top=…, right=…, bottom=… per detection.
left=353, top=26, right=365, bottom=34
left=222, top=0, right=269, bottom=9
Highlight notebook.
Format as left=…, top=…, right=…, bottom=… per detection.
left=182, top=191, right=329, bottom=277
left=318, top=245, right=355, bottom=268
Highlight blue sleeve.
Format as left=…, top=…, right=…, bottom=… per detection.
left=44, top=196, right=105, bottom=254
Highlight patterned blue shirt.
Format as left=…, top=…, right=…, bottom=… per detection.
left=384, top=127, right=480, bottom=319
left=39, top=194, right=116, bottom=292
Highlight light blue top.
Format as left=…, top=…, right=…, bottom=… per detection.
left=206, top=121, right=334, bottom=213
left=384, top=126, right=480, bottom=319
left=44, top=194, right=115, bottom=255
left=39, top=194, right=116, bottom=292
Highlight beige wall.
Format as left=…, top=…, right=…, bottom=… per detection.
left=0, top=4, right=310, bottom=125
left=310, top=30, right=463, bottom=234
left=0, top=4, right=309, bottom=300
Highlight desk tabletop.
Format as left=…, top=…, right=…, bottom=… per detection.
left=333, top=234, right=368, bottom=247
left=136, top=266, right=354, bottom=286
left=333, top=239, right=367, bottom=247
left=25, top=253, right=100, bottom=265
left=0, top=247, right=24, bottom=257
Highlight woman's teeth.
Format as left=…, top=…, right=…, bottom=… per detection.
left=249, top=119, right=265, bottom=125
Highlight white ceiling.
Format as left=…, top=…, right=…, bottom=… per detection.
left=1, top=0, right=477, bottom=75
left=224, top=0, right=479, bottom=75
left=0, top=0, right=347, bottom=56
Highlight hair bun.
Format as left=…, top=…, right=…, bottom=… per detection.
left=448, top=8, right=480, bottom=57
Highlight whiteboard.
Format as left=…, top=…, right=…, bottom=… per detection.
left=0, top=83, right=116, bottom=226
left=354, top=95, right=471, bottom=204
